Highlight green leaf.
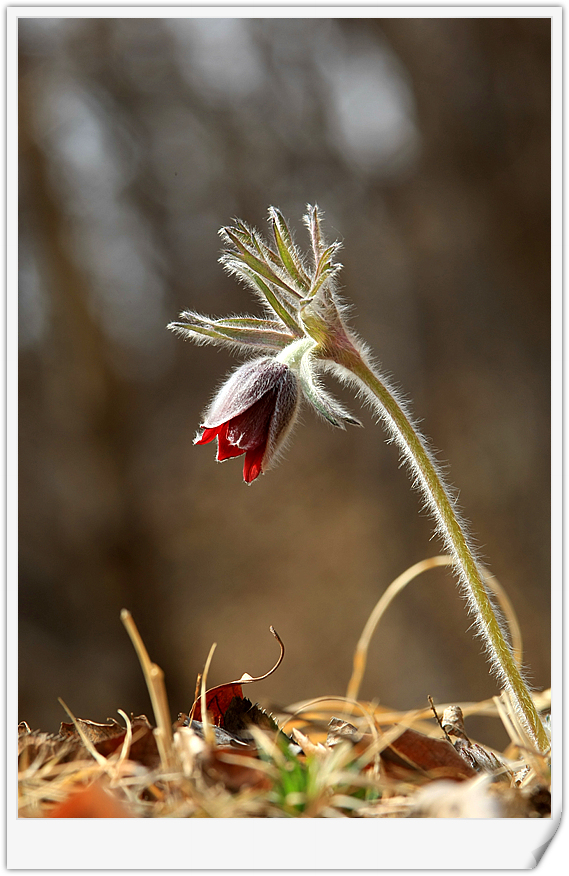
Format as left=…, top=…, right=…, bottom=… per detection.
left=168, top=313, right=297, bottom=351
left=305, top=243, right=342, bottom=299
left=251, top=231, right=282, bottom=270
left=304, top=204, right=325, bottom=262
left=239, top=269, right=303, bottom=334
left=270, top=208, right=310, bottom=293
left=222, top=230, right=300, bottom=299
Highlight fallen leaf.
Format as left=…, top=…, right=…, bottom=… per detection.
left=47, top=781, right=133, bottom=818
left=327, top=719, right=478, bottom=782
left=381, top=727, right=478, bottom=782
left=94, top=717, right=160, bottom=769
left=189, top=626, right=285, bottom=734
left=59, top=717, right=125, bottom=744
left=19, top=730, right=82, bottom=769
left=204, top=750, right=272, bottom=792
left=191, top=684, right=245, bottom=725
left=186, top=694, right=293, bottom=753
left=440, top=705, right=512, bottom=781
left=19, top=716, right=160, bottom=771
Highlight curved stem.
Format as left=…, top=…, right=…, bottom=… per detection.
left=332, top=346, right=549, bottom=753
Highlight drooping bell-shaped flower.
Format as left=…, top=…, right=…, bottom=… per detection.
left=195, top=357, right=299, bottom=483
left=169, top=206, right=361, bottom=483
left=168, top=207, right=551, bottom=752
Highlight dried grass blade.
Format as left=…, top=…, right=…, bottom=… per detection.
left=347, top=555, right=524, bottom=702
left=120, top=609, right=175, bottom=771
left=200, top=642, right=217, bottom=747
left=57, top=698, right=108, bottom=770
left=115, top=709, right=133, bottom=771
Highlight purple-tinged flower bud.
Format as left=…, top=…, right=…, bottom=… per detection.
left=194, top=357, right=299, bottom=483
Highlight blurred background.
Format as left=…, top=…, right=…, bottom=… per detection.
left=18, top=16, right=550, bottom=748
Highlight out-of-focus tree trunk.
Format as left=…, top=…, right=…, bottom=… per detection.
left=18, top=17, right=551, bottom=747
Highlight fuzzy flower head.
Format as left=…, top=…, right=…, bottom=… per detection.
left=169, top=206, right=361, bottom=482
left=195, top=357, right=299, bottom=484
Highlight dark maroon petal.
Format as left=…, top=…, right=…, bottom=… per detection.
left=195, top=358, right=300, bottom=481
left=225, top=388, right=278, bottom=450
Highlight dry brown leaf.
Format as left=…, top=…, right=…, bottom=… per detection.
left=327, top=719, right=478, bottom=782
left=47, top=780, right=133, bottom=818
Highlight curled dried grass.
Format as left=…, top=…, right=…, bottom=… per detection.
left=347, top=555, right=523, bottom=703
left=18, top=561, right=550, bottom=819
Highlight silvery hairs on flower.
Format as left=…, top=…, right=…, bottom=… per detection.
left=194, top=357, right=300, bottom=484
left=169, top=206, right=361, bottom=483
left=169, top=207, right=549, bottom=749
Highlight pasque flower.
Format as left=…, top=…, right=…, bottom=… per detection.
left=194, top=357, right=300, bottom=483
left=169, top=206, right=360, bottom=483
left=168, top=206, right=549, bottom=752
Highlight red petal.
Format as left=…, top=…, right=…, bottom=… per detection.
left=243, top=444, right=265, bottom=483
left=216, top=424, right=245, bottom=461
left=195, top=426, right=221, bottom=446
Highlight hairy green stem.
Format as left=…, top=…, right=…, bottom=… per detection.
left=333, top=345, right=549, bottom=753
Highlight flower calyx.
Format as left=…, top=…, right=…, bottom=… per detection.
left=277, top=339, right=361, bottom=429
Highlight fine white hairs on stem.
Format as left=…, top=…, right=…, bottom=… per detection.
left=169, top=205, right=549, bottom=753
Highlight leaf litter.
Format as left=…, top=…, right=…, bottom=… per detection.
left=18, top=557, right=550, bottom=818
